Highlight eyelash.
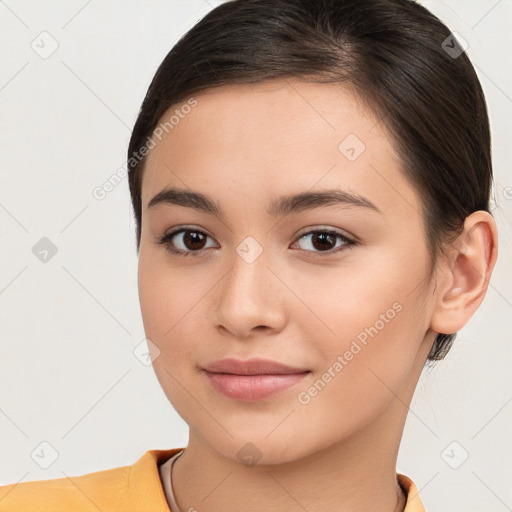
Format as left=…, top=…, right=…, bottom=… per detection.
left=156, top=226, right=357, bottom=258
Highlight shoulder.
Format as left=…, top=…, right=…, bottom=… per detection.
left=0, top=448, right=182, bottom=512
left=0, top=464, right=129, bottom=511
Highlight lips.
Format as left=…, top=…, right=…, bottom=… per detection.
left=202, top=358, right=310, bottom=401
left=203, top=357, right=309, bottom=375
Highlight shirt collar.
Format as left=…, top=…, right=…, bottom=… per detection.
left=132, top=449, right=426, bottom=512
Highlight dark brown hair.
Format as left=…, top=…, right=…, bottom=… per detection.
left=127, top=0, right=492, bottom=362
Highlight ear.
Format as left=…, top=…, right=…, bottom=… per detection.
left=430, top=210, right=498, bottom=335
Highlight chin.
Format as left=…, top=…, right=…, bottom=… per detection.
left=199, top=427, right=320, bottom=469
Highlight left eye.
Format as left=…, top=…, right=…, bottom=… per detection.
left=157, top=228, right=356, bottom=257
left=157, top=229, right=217, bottom=256
left=293, top=230, right=355, bottom=254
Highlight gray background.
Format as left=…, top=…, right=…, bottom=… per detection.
left=1, top=1, right=511, bottom=510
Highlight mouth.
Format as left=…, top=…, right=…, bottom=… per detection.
left=201, top=358, right=310, bottom=401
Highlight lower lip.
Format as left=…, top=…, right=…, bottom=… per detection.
left=204, top=371, right=309, bottom=401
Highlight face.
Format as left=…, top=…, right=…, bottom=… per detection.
left=137, top=79, right=437, bottom=465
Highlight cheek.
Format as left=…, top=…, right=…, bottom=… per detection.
left=138, top=251, right=202, bottom=338
left=298, top=258, right=428, bottom=416
left=137, top=253, right=215, bottom=383
left=289, top=249, right=424, bottom=348
left=137, top=255, right=207, bottom=408
left=291, top=297, right=424, bottom=451
left=291, top=252, right=429, bottom=402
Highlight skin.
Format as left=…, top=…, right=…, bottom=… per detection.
left=137, top=78, right=498, bottom=512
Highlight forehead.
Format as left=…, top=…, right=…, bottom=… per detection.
left=141, top=78, right=421, bottom=219
left=143, top=78, right=374, bottom=166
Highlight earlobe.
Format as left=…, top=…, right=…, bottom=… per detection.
left=430, top=211, right=498, bottom=335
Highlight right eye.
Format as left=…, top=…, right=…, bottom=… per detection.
left=157, top=227, right=219, bottom=257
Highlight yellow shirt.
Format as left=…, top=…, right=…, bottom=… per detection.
left=0, top=448, right=426, bottom=511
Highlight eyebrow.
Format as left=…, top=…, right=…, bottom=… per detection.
left=147, top=186, right=381, bottom=217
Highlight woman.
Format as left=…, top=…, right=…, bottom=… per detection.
left=0, top=0, right=498, bottom=510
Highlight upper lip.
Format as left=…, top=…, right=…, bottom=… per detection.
left=203, top=358, right=310, bottom=375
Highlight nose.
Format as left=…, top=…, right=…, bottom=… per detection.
left=213, top=247, right=288, bottom=339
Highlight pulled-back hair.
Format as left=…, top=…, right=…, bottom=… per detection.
left=127, top=0, right=492, bottom=362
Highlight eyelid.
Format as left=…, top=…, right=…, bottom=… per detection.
left=294, top=224, right=355, bottom=241
left=162, top=224, right=214, bottom=241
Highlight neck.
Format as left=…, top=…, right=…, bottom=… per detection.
left=172, top=392, right=411, bottom=512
